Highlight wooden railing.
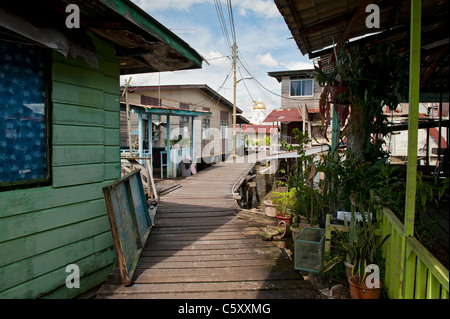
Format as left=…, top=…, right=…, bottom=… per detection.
left=325, top=209, right=449, bottom=299
left=379, top=207, right=449, bottom=299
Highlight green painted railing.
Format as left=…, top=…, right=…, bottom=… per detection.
left=379, top=207, right=449, bottom=299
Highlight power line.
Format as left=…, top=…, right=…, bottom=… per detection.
left=214, top=0, right=233, bottom=56
left=227, top=0, right=236, bottom=44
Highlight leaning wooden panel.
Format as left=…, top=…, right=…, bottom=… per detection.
left=102, top=169, right=152, bottom=286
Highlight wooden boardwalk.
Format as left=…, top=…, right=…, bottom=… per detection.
left=96, top=158, right=318, bottom=299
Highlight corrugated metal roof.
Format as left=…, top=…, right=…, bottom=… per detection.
left=127, top=84, right=242, bottom=114
left=238, top=124, right=277, bottom=134
left=263, top=108, right=303, bottom=123
left=274, top=0, right=449, bottom=94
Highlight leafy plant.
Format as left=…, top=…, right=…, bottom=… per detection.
left=281, top=128, right=333, bottom=223
left=416, top=172, right=449, bottom=213
left=322, top=209, right=390, bottom=285
left=319, top=252, right=347, bottom=287
left=314, top=42, right=408, bottom=163
left=271, top=189, right=295, bottom=216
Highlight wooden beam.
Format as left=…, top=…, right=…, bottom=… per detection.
left=297, top=12, right=353, bottom=36
left=337, top=0, right=374, bottom=50
left=286, top=0, right=311, bottom=54
left=144, top=108, right=209, bottom=117
left=420, top=47, right=448, bottom=86
left=166, top=115, right=171, bottom=178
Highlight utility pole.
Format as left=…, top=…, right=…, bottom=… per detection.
left=232, top=43, right=237, bottom=158
left=232, top=43, right=252, bottom=158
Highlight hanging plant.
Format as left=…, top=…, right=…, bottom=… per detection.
left=314, top=42, right=408, bottom=162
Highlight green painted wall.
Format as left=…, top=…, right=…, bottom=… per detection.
left=0, top=34, right=120, bottom=298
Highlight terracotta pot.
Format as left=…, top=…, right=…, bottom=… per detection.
left=290, top=223, right=303, bottom=240
left=348, top=275, right=382, bottom=299
left=299, top=215, right=308, bottom=224
left=277, top=220, right=291, bottom=238
left=276, top=214, right=292, bottom=223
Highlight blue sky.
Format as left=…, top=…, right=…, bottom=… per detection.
left=126, top=0, right=314, bottom=117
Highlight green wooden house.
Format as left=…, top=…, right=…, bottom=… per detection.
left=0, top=0, right=203, bottom=298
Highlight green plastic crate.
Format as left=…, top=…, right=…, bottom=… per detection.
left=294, top=227, right=326, bottom=273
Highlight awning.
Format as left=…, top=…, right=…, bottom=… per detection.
left=120, top=102, right=211, bottom=117
left=238, top=124, right=277, bottom=134
left=263, top=109, right=303, bottom=123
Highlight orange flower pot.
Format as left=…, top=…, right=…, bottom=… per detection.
left=348, top=275, right=382, bottom=299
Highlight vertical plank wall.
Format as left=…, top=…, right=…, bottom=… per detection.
left=0, top=34, right=120, bottom=298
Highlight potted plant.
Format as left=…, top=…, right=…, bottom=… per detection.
left=271, top=189, right=295, bottom=223
left=321, top=205, right=390, bottom=299
left=263, top=199, right=278, bottom=217
left=314, top=47, right=351, bottom=132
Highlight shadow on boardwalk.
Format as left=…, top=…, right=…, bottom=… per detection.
left=96, top=159, right=319, bottom=299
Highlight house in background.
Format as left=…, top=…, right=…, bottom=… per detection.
left=265, top=69, right=326, bottom=145
left=383, top=102, right=449, bottom=167
left=121, top=84, right=246, bottom=176
left=0, top=0, right=203, bottom=298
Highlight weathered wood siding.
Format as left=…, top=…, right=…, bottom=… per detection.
left=127, top=88, right=234, bottom=161
left=0, top=34, right=120, bottom=298
left=279, top=75, right=322, bottom=109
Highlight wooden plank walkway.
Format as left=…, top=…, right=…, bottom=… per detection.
left=96, top=158, right=318, bottom=299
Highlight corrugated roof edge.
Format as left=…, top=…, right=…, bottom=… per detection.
left=268, top=69, right=316, bottom=82
left=126, top=84, right=243, bottom=114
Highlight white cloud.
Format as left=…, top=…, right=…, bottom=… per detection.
left=203, top=51, right=231, bottom=70
left=131, top=0, right=212, bottom=12
left=282, top=61, right=315, bottom=70
left=235, top=0, right=279, bottom=19
left=256, top=52, right=278, bottom=68
left=132, top=0, right=279, bottom=18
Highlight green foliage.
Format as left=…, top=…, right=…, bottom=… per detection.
left=280, top=128, right=333, bottom=223
left=319, top=252, right=347, bottom=285
left=322, top=209, right=390, bottom=285
left=271, top=189, right=295, bottom=216
left=414, top=215, right=438, bottom=250
left=314, top=42, right=409, bottom=162
left=416, top=172, right=449, bottom=213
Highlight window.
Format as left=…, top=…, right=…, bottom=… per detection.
left=220, top=121, right=228, bottom=139
left=0, top=40, right=50, bottom=189
left=180, top=116, right=189, bottom=137
left=152, top=115, right=161, bottom=142
left=179, top=103, right=189, bottom=110
left=290, top=77, right=313, bottom=97
left=202, top=119, right=210, bottom=139
left=141, top=95, right=160, bottom=106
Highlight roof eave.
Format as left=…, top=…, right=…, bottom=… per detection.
left=97, top=0, right=204, bottom=74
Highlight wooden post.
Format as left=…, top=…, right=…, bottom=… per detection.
left=138, top=110, right=143, bottom=163
left=331, top=105, right=340, bottom=161
left=401, top=0, right=422, bottom=299
left=166, top=115, right=171, bottom=178
left=438, top=90, right=443, bottom=163
left=121, top=77, right=132, bottom=152
left=191, top=116, right=195, bottom=161
left=404, top=0, right=421, bottom=240
left=148, top=114, right=153, bottom=165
